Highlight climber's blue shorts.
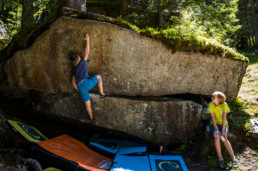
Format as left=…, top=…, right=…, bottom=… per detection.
left=77, top=76, right=98, bottom=102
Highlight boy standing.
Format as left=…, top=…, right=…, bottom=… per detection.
left=70, top=33, right=105, bottom=124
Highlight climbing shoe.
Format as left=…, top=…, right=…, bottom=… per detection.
left=218, top=158, right=227, bottom=170
left=90, top=118, right=96, bottom=124
left=100, top=93, right=106, bottom=98
left=232, top=159, right=239, bottom=168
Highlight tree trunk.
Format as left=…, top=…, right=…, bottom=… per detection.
left=245, top=0, right=252, bottom=48
left=64, top=0, right=86, bottom=12
left=21, top=0, right=34, bottom=30
left=0, top=2, right=4, bottom=18
left=117, top=0, right=127, bottom=15
left=251, top=0, right=258, bottom=54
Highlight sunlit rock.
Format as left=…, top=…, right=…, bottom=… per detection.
left=2, top=16, right=248, bottom=101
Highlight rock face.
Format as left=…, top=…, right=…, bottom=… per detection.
left=0, top=16, right=249, bottom=144
left=31, top=92, right=202, bottom=144
left=2, top=16, right=247, bottom=101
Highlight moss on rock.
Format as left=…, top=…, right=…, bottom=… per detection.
left=69, top=11, right=248, bottom=63
left=0, top=10, right=249, bottom=64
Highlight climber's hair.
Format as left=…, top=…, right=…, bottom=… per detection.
left=212, top=91, right=226, bottom=104
left=69, top=53, right=80, bottom=65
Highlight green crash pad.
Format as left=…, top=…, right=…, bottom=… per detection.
left=6, top=120, right=48, bottom=143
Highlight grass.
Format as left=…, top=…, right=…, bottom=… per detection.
left=237, top=63, right=258, bottom=149
left=228, top=62, right=258, bottom=149
left=238, top=63, right=258, bottom=117
left=228, top=98, right=251, bottom=134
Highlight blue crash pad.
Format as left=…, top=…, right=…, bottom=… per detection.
left=149, top=155, right=189, bottom=171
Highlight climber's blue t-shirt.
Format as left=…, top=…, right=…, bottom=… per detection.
left=73, top=59, right=89, bottom=84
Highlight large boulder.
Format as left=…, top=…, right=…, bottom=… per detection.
left=31, top=92, right=202, bottom=144
left=2, top=16, right=248, bottom=101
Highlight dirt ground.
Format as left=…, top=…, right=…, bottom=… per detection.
left=188, top=144, right=258, bottom=171
left=235, top=145, right=258, bottom=171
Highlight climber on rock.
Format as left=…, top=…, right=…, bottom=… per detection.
left=70, top=33, right=106, bottom=124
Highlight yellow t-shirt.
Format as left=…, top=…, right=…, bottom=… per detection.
left=207, top=102, right=230, bottom=127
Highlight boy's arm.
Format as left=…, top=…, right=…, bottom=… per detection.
left=210, top=113, right=219, bottom=131
left=222, top=112, right=228, bottom=139
left=83, top=33, right=90, bottom=61
left=72, top=76, right=78, bottom=91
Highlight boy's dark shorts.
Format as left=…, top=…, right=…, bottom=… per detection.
left=206, top=124, right=228, bottom=136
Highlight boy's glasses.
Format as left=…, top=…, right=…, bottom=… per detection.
left=212, top=96, right=216, bottom=99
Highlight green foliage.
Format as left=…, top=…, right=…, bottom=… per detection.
left=116, top=16, right=141, bottom=32
left=113, top=0, right=180, bottom=29
left=4, top=1, right=22, bottom=37
left=182, top=0, right=241, bottom=46
left=207, top=155, right=218, bottom=167
left=240, top=52, right=258, bottom=65
left=34, top=6, right=47, bottom=18
left=227, top=98, right=250, bottom=134
left=35, top=0, right=63, bottom=21
left=0, top=0, right=62, bottom=44
left=113, top=0, right=247, bottom=61
left=176, top=144, right=187, bottom=153
left=0, top=44, right=6, bottom=51
left=131, top=20, right=247, bottom=62
left=115, top=0, right=241, bottom=49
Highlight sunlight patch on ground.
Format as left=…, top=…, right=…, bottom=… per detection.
left=238, top=64, right=258, bottom=117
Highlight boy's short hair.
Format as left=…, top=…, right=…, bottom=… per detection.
left=69, top=53, right=80, bottom=65
left=213, top=91, right=226, bottom=103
